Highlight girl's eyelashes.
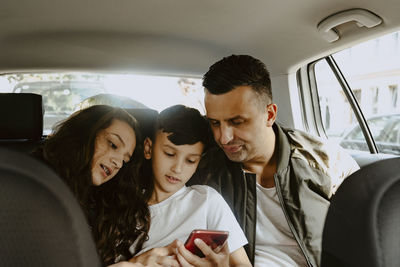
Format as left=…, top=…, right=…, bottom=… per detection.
left=108, top=140, right=118, bottom=149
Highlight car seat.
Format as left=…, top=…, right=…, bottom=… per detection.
left=321, top=157, right=400, bottom=267
left=125, top=108, right=158, bottom=138
left=0, top=147, right=101, bottom=267
left=0, top=93, right=44, bottom=152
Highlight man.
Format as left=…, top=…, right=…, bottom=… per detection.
left=201, top=55, right=359, bottom=267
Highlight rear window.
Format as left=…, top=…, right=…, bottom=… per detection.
left=0, top=73, right=204, bottom=134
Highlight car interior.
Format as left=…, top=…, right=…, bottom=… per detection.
left=1, top=0, right=400, bottom=266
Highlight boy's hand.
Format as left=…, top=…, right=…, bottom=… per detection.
left=128, top=242, right=180, bottom=267
left=174, top=238, right=229, bottom=267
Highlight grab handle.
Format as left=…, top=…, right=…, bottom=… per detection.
left=317, top=9, right=382, bottom=43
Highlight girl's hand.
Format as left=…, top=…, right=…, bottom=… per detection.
left=108, top=261, right=145, bottom=267
left=128, top=242, right=180, bottom=267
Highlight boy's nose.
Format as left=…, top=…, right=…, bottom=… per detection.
left=172, top=160, right=183, bottom=174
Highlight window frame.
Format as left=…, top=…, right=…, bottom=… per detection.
left=298, top=55, right=379, bottom=154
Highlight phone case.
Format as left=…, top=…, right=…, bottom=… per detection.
left=184, top=229, right=229, bottom=258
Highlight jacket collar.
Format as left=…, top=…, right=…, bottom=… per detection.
left=274, top=123, right=291, bottom=176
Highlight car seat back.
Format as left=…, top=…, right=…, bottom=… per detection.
left=321, top=157, right=400, bottom=267
left=0, top=93, right=44, bottom=152
left=0, top=147, right=101, bottom=267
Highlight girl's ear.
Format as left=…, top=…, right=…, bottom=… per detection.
left=143, top=137, right=153, bottom=160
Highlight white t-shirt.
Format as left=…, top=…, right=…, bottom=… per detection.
left=132, top=185, right=248, bottom=255
left=255, top=183, right=308, bottom=267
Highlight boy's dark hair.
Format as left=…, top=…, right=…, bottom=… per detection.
left=203, top=54, right=272, bottom=104
left=156, top=105, right=211, bottom=150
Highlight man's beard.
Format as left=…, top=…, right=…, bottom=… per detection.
left=224, top=146, right=248, bottom=162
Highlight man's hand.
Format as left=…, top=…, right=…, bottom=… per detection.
left=174, top=238, right=229, bottom=267
left=129, top=243, right=180, bottom=267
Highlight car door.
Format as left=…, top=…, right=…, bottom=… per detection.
left=298, top=30, right=400, bottom=167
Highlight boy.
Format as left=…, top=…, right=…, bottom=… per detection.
left=130, top=105, right=251, bottom=267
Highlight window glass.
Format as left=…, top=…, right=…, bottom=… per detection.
left=387, top=120, right=400, bottom=144
left=314, top=59, right=356, bottom=144
left=314, top=31, right=400, bottom=155
left=0, top=73, right=204, bottom=134
left=376, top=115, right=400, bottom=154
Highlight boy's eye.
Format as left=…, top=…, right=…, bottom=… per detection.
left=164, top=151, right=175, bottom=157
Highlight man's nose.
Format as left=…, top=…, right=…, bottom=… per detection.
left=219, top=124, right=234, bottom=145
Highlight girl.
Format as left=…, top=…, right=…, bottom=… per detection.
left=34, top=105, right=150, bottom=266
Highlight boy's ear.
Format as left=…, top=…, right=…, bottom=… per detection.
left=143, top=137, right=153, bottom=160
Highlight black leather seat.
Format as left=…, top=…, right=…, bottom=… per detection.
left=0, top=147, right=101, bottom=267
left=321, top=157, right=400, bottom=267
left=125, top=108, right=158, bottom=138
left=0, top=93, right=44, bottom=152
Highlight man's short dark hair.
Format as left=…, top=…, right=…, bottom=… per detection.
left=156, top=105, right=211, bottom=150
left=203, top=54, right=272, bottom=103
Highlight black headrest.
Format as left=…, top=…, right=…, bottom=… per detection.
left=0, top=148, right=101, bottom=267
left=0, top=93, right=43, bottom=140
left=321, top=157, right=400, bottom=267
left=125, top=108, right=158, bottom=138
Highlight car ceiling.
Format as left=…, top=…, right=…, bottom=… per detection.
left=1, top=0, right=400, bottom=77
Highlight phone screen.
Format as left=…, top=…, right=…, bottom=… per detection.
left=184, top=229, right=229, bottom=258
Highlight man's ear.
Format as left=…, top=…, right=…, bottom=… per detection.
left=143, top=137, right=153, bottom=160
left=266, top=103, right=277, bottom=127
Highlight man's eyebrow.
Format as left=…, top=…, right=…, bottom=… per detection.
left=229, top=115, right=244, bottom=120
left=207, top=115, right=244, bottom=121
left=111, top=133, right=132, bottom=158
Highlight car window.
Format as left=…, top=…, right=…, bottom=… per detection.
left=0, top=73, right=204, bottom=134
left=314, top=30, right=400, bottom=155
left=314, top=59, right=357, bottom=144
left=387, top=121, right=400, bottom=144
left=347, top=116, right=389, bottom=141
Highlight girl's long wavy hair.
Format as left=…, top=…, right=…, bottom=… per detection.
left=34, top=105, right=150, bottom=265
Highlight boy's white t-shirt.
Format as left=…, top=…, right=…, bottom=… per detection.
left=132, top=185, right=248, bottom=255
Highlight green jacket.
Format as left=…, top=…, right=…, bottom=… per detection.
left=195, top=124, right=359, bottom=266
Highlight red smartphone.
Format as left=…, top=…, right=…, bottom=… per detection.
left=184, top=229, right=229, bottom=258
